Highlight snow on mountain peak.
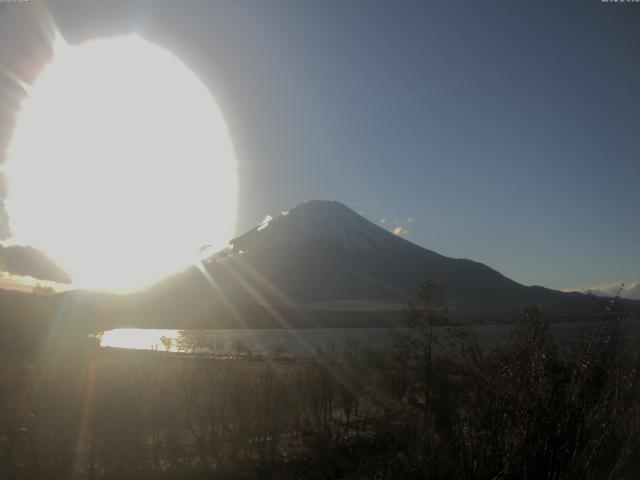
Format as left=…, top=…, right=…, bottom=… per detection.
left=231, top=200, right=400, bottom=253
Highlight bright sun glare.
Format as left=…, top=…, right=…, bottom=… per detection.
left=4, top=35, right=238, bottom=292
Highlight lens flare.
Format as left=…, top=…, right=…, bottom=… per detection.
left=5, top=35, right=238, bottom=292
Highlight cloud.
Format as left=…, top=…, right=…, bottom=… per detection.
left=379, top=218, right=386, bottom=224
left=0, top=198, right=10, bottom=241
left=392, top=226, right=409, bottom=237
left=404, top=217, right=413, bottom=224
left=257, top=215, right=273, bottom=232
left=564, top=282, right=640, bottom=300
left=0, top=244, right=71, bottom=283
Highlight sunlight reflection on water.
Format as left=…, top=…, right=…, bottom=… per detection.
left=101, top=329, right=180, bottom=351
left=100, top=321, right=640, bottom=356
left=99, top=328, right=400, bottom=355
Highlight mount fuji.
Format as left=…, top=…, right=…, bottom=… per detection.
left=99, top=199, right=610, bottom=329
left=1, top=200, right=630, bottom=332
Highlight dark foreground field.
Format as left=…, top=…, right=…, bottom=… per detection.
left=2, top=290, right=640, bottom=479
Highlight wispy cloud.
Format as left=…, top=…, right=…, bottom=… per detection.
left=564, top=281, right=640, bottom=300
left=257, top=215, right=272, bottom=232
left=378, top=215, right=413, bottom=236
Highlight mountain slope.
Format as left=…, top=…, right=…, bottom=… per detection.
left=226, top=200, right=523, bottom=304
left=117, top=200, right=612, bottom=328
left=5, top=200, right=626, bottom=331
left=227, top=200, right=577, bottom=306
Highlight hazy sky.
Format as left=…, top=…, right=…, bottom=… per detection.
left=0, top=0, right=638, bottom=291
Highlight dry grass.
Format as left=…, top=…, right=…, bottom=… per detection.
left=2, top=288, right=640, bottom=479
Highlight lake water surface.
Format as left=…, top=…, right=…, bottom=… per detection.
left=101, top=320, right=640, bottom=356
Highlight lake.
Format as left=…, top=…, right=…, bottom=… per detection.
left=100, top=319, right=640, bottom=356
left=101, top=328, right=402, bottom=355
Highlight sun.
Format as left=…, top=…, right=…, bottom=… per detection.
left=4, top=35, right=238, bottom=292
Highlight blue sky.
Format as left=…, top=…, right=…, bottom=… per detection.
left=0, top=0, right=638, bottom=291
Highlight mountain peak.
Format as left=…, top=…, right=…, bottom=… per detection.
left=231, top=199, right=399, bottom=253
left=292, top=199, right=352, bottom=211
left=288, top=199, right=363, bottom=222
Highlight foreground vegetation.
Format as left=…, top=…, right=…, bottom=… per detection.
left=2, top=284, right=640, bottom=479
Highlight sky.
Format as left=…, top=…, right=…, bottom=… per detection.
left=0, top=0, right=638, bottom=293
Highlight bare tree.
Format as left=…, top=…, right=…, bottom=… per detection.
left=159, top=336, right=173, bottom=352
left=400, top=281, right=449, bottom=416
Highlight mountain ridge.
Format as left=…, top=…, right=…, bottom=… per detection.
left=164, top=199, right=620, bottom=326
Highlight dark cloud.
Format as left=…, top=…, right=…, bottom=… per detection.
left=0, top=244, right=71, bottom=283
